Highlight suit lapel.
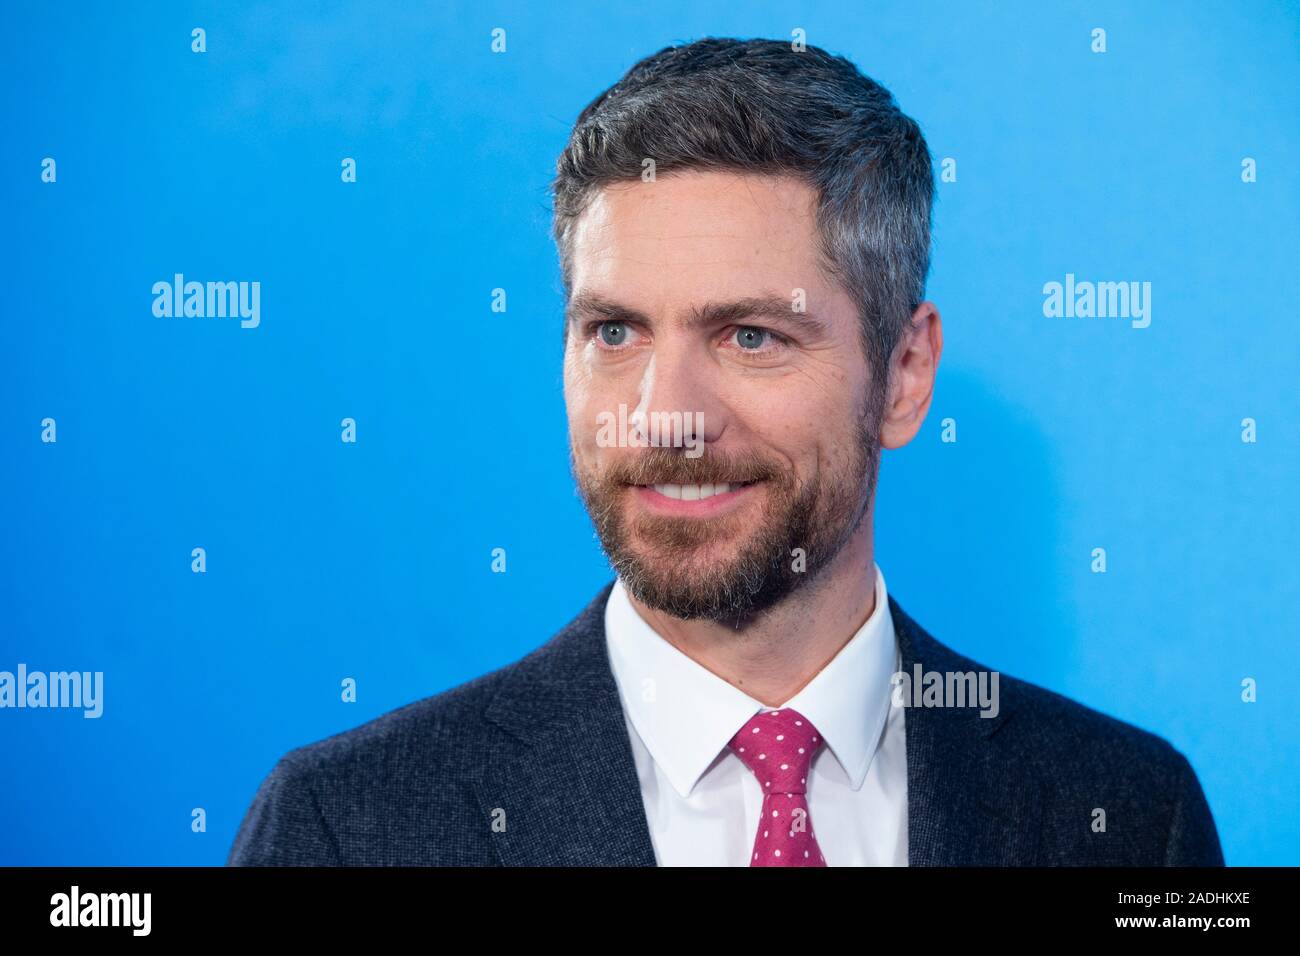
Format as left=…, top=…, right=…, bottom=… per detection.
left=473, top=584, right=658, bottom=866
left=890, top=595, right=1043, bottom=865
left=474, top=584, right=1042, bottom=866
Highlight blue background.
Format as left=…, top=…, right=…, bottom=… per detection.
left=2, top=1, right=1296, bottom=865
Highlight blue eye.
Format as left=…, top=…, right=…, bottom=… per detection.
left=735, top=326, right=768, bottom=349
left=599, top=322, right=628, bottom=346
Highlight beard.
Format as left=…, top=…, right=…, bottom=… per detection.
left=572, top=400, right=882, bottom=625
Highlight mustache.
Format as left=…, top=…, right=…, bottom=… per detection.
left=598, top=447, right=783, bottom=487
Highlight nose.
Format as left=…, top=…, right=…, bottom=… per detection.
left=629, top=339, right=726, bottom=453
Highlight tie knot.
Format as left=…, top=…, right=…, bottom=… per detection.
left=726, top=708, right=823, bottom=795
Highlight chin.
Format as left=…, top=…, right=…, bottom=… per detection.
left=626, top=532, right=751, bottom=570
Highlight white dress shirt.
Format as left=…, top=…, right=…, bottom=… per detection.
left=603, top=561, right=908, bottom=866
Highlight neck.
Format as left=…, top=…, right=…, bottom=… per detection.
left=626, top=509, right=878, bottom=707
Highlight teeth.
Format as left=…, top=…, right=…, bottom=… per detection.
left=651, top=483, right=733, bottom=500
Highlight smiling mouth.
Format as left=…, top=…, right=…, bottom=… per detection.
left=633, top=480, right=759, bottom=501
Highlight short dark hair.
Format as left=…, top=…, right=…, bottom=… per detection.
left=551, top=37, right=935, bottom=398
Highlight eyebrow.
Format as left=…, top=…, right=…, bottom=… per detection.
left=566, top=291, right=827, bottom=334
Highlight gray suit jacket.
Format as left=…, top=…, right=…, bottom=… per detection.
left=227, top=584, right=1225, bottom=866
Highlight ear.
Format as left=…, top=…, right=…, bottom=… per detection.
left=879, top=302, right=943, bottom=450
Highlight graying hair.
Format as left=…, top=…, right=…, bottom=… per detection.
left=551, top=37, right=935, bottom=400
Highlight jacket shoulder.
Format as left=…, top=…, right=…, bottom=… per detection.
left=1000, top=674, right=1223, bottom=865
left=894, top=598, right=1185, bottom=769
left=893, top=599, right=1224, bottom=865
left=226, top=596, right=601, bottom=866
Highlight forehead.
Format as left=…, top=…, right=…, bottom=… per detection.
left=567, top=170, right=833, bottom=305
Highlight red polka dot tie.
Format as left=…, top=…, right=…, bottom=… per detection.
left=727, top=708, right=827, bottom=866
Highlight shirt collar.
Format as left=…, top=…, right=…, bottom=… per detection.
left=603, top=562, right=898, bottom=799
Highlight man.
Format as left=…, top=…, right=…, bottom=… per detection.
left=228, top=38, right=1223, bottom=866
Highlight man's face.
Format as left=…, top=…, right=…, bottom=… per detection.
left=563, top=170, right=882, bottom=622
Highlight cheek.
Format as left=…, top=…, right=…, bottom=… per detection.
left=728, top=375, right=862, bottom=479
left=731, top=380, right=842, bottom=446
left=564, top=367, right=601, bottom=454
